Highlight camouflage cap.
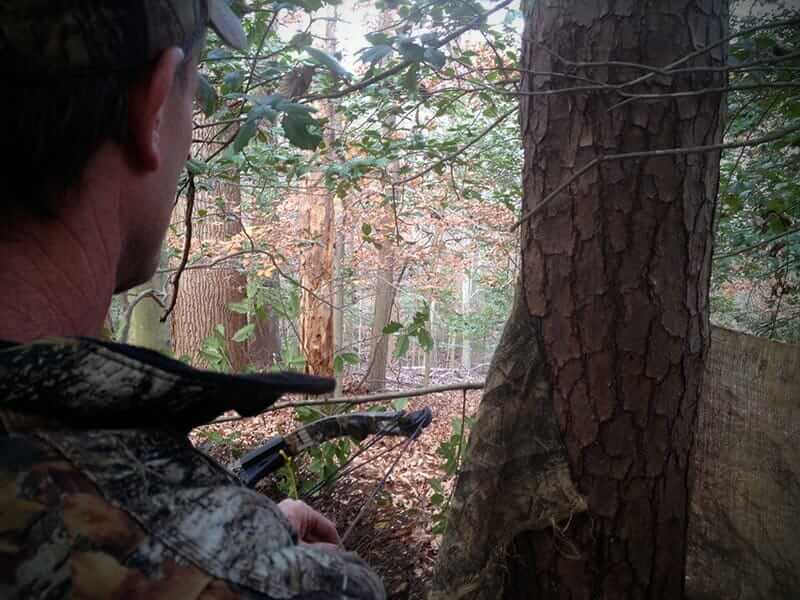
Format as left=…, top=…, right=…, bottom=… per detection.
left=0, top=0, right=247, bottom=76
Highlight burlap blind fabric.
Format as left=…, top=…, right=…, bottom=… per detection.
left=688, top=326, right=800, bottom=598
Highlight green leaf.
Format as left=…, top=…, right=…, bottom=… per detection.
left=340, top=352, right=360, bottom=365
left=397, top=40, right=425, bottom=62
left=420, top=33, right=439, bottom=46
left=358, top=44, right=394, bottom=65
left=207, top=48, right=232, bottom=61
left=401, top=63, right=420, bottom=94
left=417, top=328, right=434, bottom=351
left=423, top=47, right=446, bottom=69
left=395, top=334, right=410, bottom=357
left=186, top=158, right=206, bottom=175
left=215, top=324, right=225, bottom=337
left=232, top=323, right=256, bottom=343
left=233, top=118, right=258, bottom=153
left=392, top=397, right=409, bottom=411
left=223, top=70, right=244, bottom=91
left=365, top=32, right=392, bottom=46
left=249, top=102, right=279, bottom=123
left=361, top=222, right=373, bottom=236
left=334, top=355, right=344, bottom=374
left=195, top=75, right=217, bottom=116
left=383, top=321, right=403, bottom=334
left=228, top=300, right=250, bottom=314
left=290, top=32, right=313, bottom=49
left=282, top=112, right=323, bottom=150
left=305, top=46, right=352, bottom=80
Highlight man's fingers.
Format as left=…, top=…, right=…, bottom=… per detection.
left=301, top=540, right=341, bottom=553
left=305, top=512, right=340, bottom=546
left=278, top=499, right=340, bottom=546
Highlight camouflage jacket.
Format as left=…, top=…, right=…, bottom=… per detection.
left=0, top=338, right=385, bottom=600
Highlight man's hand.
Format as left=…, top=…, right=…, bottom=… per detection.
left=278, top=499, right=341, bottom=552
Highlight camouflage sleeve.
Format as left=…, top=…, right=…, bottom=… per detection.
left=0, top=430, right=385, bottom=600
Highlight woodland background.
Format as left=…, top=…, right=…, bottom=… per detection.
left=105, top=0, right=800, bottom=597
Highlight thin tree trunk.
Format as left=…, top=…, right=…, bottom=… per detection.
left=126, top=258, right=170, bottom=353
left=299, top=171, right=334, bottom=376
left=333, top=203, right=346, bottom=393
left=461, top=265, right=473, bottom=372
left=299, top=11, right=339, bottom=378
left=246, top=272, right=282, bottom=369
left=330, top=8, right=347, bottom=395
left=447, top=330, right=456, bottom=370
left=433, top=1, right=727, bottom=598
left=365, top=256, right=396, bottom=391
left=424, top=299, right=436, bottom=385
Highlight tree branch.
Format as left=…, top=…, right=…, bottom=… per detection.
left=303, top=0, right=516, bottom=102
left=392, top=106, right=518, bottom=186
left=208, top=381, right=486, bottom=425
left=162, top=173, right=196, bottom=321
left=715, top=225, right=800, bottom=261
left=119, top=288, right=167, bottom=343
left=511, top=124, right=800, bottom=231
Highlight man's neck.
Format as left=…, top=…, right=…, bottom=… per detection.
left=0, top=173, right=122, bottom=343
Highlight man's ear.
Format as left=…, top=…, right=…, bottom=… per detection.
left=127, top=47, right=185, bottom=172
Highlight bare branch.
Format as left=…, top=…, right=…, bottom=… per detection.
left=537, top=16, right=800, bottom=79
left=715, top=225, right=800, bottom=261
left=392, top=106, right=518, bottom=186
left=118, top=288, right=167, bottom=343
left=208, top=381, right=486, bottom=425
left=511, top=124, right=800, bottom=231
left=162, top=173, right=196, bottom=321
left=304, top=0, right=516, bottom=102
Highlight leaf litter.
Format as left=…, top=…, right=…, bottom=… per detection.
left=190, top=387, right=482, bottom=600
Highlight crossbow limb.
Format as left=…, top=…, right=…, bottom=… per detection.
left=234, top=407, right=433, bottom=488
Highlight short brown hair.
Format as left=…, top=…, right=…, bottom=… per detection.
left=2, top=52, right=196, bottom=219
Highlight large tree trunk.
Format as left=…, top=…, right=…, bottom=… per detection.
left=171, top=175, right=249, bottom=371
left=171, top=126, right=249, bottom=371
left=433, top=1, right=727, bottom=598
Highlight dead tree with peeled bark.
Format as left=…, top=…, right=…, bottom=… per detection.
left=432, top=1, right=728, bottom=598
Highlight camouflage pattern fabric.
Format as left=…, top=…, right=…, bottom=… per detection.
left=0, top=338, right=385, bottom=599
left=0, top=338, right=335, bottom=432
left=0, top=0, right=246, bottom=76
left=283, top=409, right=433, bottom=455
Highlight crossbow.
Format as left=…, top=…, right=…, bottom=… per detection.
left=232, top=407, right=433, bottom=488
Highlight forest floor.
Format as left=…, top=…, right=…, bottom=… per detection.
left=190, top=377, right=484, bottom=600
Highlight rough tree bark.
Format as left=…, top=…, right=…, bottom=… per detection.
left=365, top=244, right=396, bottom=391
left=298, top=170, right=335, bottom=377
left=432, top=1, right=727, bottom=598
left=246, top=272, right=282, bottom=369
left=171, top=122, right=249, bottom=371
left=171, top=172, right=249, bottom=371
left=298, top=10, right=339, bottom=378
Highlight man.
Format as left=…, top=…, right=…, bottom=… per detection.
left=0, top=2, right=384, bottom=598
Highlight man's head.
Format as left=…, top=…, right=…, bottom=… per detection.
left=0, top=1, right=246, bottom=291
